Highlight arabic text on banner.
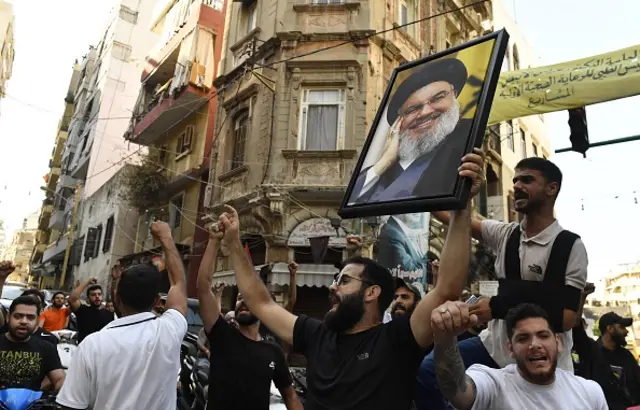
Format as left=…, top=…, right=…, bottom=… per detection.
left=488, top=44, right=640, bottom=124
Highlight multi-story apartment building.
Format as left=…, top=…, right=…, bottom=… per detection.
left=0, top=0, right=15, bottom=114
left=123, top=0, right=226, bottom=296
left=71, top=165, right=138, bottom=297
left=31, top=62, right=82, bottom=289
left=35, top=0, right=160, bottom=290
left=205, top=0, right=493, bottom=315
left=4, top=211, right=39, bottom=283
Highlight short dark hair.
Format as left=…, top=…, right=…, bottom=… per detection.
left=505, top=303, right=553, bottom=340
left=10, top=295, right=41, bottom=315
left=340, top=256, right=394, bottom=317
left=86, top=284, right=103, bottom=298
left=117, top=264, right=160, bottom=312
left=515, top=157, right=563, bottom=194
left=21, top=289, right=45, bottom=306
left=52, top=291, right=65, bottom=300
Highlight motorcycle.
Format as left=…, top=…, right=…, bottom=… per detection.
left=189, top=357, right=209, bottom=410
left=290, top=367, right=307, bottom=404
left=50, top=330, right=78, bottom=372
left=0, top=388, right=57, bottom=410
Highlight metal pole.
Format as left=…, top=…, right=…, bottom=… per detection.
left=59, top=184, right=82, bottom=289
left=555, top=134, right=640, bottom=154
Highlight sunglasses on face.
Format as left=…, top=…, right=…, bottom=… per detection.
left=333, top=272, right=374, bottom=287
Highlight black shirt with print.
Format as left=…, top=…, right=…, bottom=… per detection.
left=0, top=333, right=62, bottom=390
left=294, top=314, right=425, bottom=410
left=75, top=305, right=114, bottom=343
left=207, top=317, right=293, bottom=410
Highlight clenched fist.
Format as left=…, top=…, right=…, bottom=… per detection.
left=151, top=220, right=172, bottom=241
left=0, top=261, right=16, bottom=279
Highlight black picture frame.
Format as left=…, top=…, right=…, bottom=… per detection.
left=338, top=29, right=510, bottom=219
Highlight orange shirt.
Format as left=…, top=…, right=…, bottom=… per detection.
left=39, top=306, right=70, bottom=332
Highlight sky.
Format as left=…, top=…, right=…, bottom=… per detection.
left=0, top=0, right=638, bottom=290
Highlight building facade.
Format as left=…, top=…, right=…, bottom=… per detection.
left=34, top=0, right=160, bottom=290
left=592, top=264, right=640, bottom=357
left=0, top=0, right=14, bottom=114
left=123, top=0, right=226, bottom=297
left=72, top=166, right=138, bottom=296
left=4, top=211, right=39, bottom=283
left=31, top=62, right=82, bottom=289
left=205, top=0, right=493, bottom=315
left=479, top=0, right=552, bottom=223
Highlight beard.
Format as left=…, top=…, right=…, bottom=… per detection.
left=391, top=302, right=416, bottom=319
left=9, top=324, right=35, bottom=341
left=513, top=189, right=545, bottom=213
left=397, top=99, right=461, bottom=163
left=235, top=311, right=259, bottom=326
left=613, top=332, right=628, bottom=347
left=514, top=354, right=557, bottom=385
left=324, top=289, right=366, bottom=332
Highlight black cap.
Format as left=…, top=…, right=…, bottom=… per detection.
left=598, top=312, right=633, bottom=333
left=395, top=277, right=423, bottom=302
left=387, top=58, right=468, bottom=125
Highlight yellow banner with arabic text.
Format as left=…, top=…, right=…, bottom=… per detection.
left=489, top=44, right=640, bottom=124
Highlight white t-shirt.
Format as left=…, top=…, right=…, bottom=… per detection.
left=56, top=309, right=188, bottom=410
left=468, top=364, right=607, bottom=410
left=479, top=219, right=588, bottom=371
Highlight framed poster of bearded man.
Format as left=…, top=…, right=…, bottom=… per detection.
left=339, top=29, right=509, bottom=219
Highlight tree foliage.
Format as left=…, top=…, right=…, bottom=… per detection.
left=120, top=154, right=169, bottom=213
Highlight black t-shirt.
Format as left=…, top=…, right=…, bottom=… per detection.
left=0, top=325, right=56, bottom=346
left=293, top=314, right=425, bottom=410
left=75, top=304, right=114, bottom=343
left=599, top=339, right=640, bottom=406
left=0, top=333, right=62, bottom=390
left=207, top=317, right=293, bottom=410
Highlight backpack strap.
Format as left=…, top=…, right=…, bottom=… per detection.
left=503, top=225, right=521, bottom=281
left=543, top=230, right=580, bottom=286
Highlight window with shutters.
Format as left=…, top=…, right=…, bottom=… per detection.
left=103, top=216, right=114, bottom=253
left=231, top=114, right=248, bottom=170
left=176, top=125, right=194, bottom=158
left=84, top=227, right=98, bottom=262
left=94, top=224, right=103, bottom=258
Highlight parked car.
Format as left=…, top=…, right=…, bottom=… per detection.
left=0, top=284, right=27, bottom=311
left=158, top=295, right=204, bottom=335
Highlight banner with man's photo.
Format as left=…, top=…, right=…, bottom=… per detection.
left=375, top=213, right=432, bottom=287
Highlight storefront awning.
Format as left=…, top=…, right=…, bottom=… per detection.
left=213, top=263, right=338, bottom=288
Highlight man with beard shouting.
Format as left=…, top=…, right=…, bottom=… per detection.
left=0, top=296, right=65, bottom=391
left=350, top=58, right=471, bottom=203
left=417, top=157, right=588, bottom=410
left=68, top=278, right=114, bottom=343
left=215, top=148, right=484, bottom=410
left=431, top=302, right=606, bottom=409
left=197, top=225, right=302, bottom=410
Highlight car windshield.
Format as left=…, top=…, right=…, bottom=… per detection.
left=1, top=286, right=26, bottom=300
left=187, top=306, right=203, bottom=328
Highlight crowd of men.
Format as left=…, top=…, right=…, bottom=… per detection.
left=0, top=151, right=638, bottom=409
